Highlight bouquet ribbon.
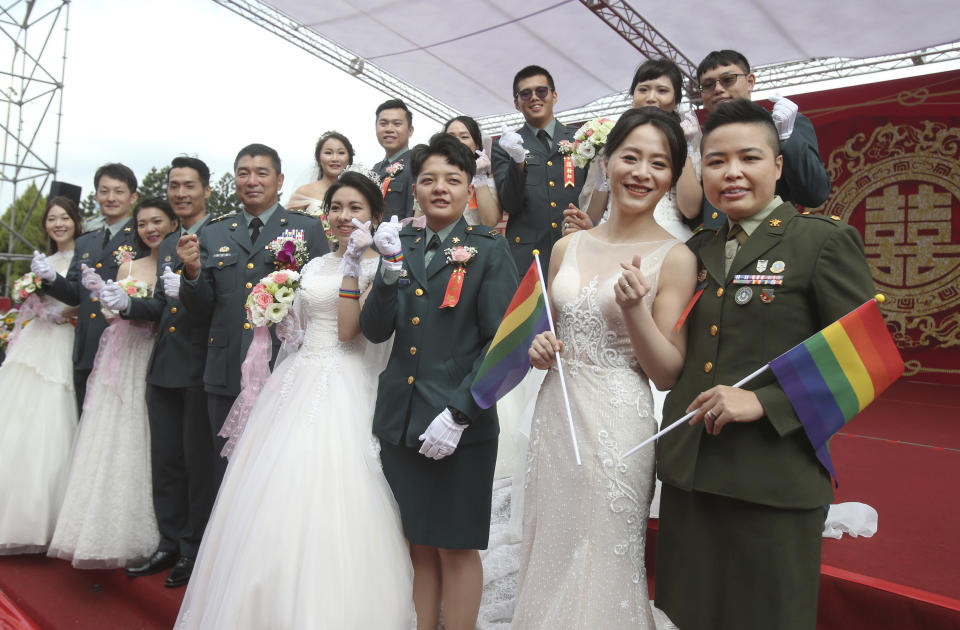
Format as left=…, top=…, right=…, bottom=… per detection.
left=563, top=156, right=575, bottom=188
left=219, top=325, right=271, bottom=457
left=440, top=267, right=465, bottom=308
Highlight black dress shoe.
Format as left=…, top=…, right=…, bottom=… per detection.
left=126, top=551, right=179, bottom=577
left=164, top=556, right=195, bottom=588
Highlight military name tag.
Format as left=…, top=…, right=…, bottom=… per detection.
left=735, top=286, right=753, bottom=305
left=732, top=274, right=784, bottom=285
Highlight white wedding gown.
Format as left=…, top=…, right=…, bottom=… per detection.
left=175, top=254, right=413, bottom=630
left=512, top=231, right=678, bottom=630
left=48, top=316, right=159, bottom=568
left=0, top=251, right=77, bottom=554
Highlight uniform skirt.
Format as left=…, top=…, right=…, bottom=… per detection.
left=379, top=437, right=497, bottom=550
left=654, top=484, right=824, bottom=630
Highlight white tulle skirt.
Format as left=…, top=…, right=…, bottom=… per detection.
left=0, top=319, right=77, bottom=554
left=47, top=320, right=159, bottom=568
left=175, top=344, right=414, bottom=629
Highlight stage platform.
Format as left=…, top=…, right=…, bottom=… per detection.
left=1, top=380, right=957, bottom=629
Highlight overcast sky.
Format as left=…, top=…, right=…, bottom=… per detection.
left=51, top=0, right=441, bottom=202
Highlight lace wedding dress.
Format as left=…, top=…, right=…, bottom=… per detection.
left=175, top=254, right=413, bottom=630
left=47, top=316, right=159, bottom=568
left=0, top=251, right=77, bottom=554
left=512, top=231, right=679, bottom=630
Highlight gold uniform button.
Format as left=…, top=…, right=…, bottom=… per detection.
left=89, top=313, right=97, bottom=319
left=716, top=288, right=724, bottom=298
left=209, top=337, right=214, bottom=344
left=243, top=322, right=251, bottom=330
left=550, top=202, right=557, bottom=207
left=704, top=362, right=713, bottom=373
left=246, top=262, right=254, bottom=269
left=245, top=282, right=253, bottom=289
left=549, top=180, right=555, bottom=187
left=547, top=160, right=553, bottom=166
left=411, top=316, right=420, bottom=326
left=168, top=326, right=176, bottom=333
left=407, top=376, right=415, bottom=385
left=95, top=262, right=102, bottom=269
left=551, top=222, right=558, bottom=229
left=415, top=288, right=424, bottom=296
left=710, top=325, right=718, bottom=336
left=711, top=211, right=719, bottom=219
left=217, top=261, right=223, bottom=267
left=514, top=237, right=521, bottom=243
left=176, top=269, right=183, bottom=275
left=170, top=307, right=178, bottom=314
left=409, top=347, right=417, bottom=355
left=91, top=296, right=98, bottom=303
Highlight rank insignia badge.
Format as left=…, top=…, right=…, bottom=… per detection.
left=770, top=260, right=785, bottom=274
left=769, top=218, right=782, bottom=227
left=219, top=246, right=230, bottom=253
left=735, top=286, right=753, bottom=305
left=756, top=260, right=768, bottom=273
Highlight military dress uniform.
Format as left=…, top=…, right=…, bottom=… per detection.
left=654, top=201, right=876, bottom=630
left=45, top=218, right=138, bottom=410
left=123, top=219, right=216, bottom=559
left=702, top=113, right=831, bottom=229
left=374, top=149, right=416, bottom=219
left=491, top=119, right=585, bottom=280
left=360, top=216, right=518, bottom=549
left=178, top=206, right=328, bottom=480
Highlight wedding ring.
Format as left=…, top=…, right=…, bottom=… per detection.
left=705, top=409, right=715, bottom=421
left=563, top=222, right=570, bottom=229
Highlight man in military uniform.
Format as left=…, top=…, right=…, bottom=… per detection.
left=32, top=163, right=140, bottom=410
left=361, top=135, right=517, bottom=630
left=654, top=100, right=875, bottom=630
left=491, top=65, right=585, bottom=280
left=178, top=144, right=328, bottom=493
left=696, top=49, right=831, bottom=229
left=120, top=157, right=218, bottom=587
left=372, top=98, right=416, bottom=218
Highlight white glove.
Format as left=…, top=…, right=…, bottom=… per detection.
left=31, top=250, right=56, bottom=282
left=418, top=408, right=467, bottom=460
left=80, top=263, right=105, bottom=293
left=100, top=280, right=131, bottom=311
left=769, top=93, right=798, bottom=140
left=498, top=124, right=526, bottom=164
left=680, top=109, right=702, bottom=154
left=472, top=149, right=491, bottom=187
left=276, top=306, right=304, bottom=351
left=161, top=265, right=181, bottom=299
left=338, top=219, right=373, bottom=278
left=373, top=215, right=404, bottom=272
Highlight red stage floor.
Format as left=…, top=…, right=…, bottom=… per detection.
left=1, top=380, right=957, bottom=629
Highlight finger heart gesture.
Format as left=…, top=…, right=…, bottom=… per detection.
left=614, top=254, right=650, bottom=308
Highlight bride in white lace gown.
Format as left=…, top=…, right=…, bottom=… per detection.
left=175, top=172, right=413, bottom=629
left=512, top=108, right=696, bottom=630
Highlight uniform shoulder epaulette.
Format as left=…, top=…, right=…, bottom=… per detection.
left=287, top=209, right=317, bottom=218
left=464, top=225, right=499, bottom=239
left=796, top=211, right=845, bottom=226
left=209, top=212, right=237, bottom=224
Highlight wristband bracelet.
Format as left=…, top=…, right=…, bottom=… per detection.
left=338, top=288, right=361, bottom=300
left=383, top=251, right=405, bottom=264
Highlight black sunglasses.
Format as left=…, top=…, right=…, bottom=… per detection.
left=516, top=86, right=552, bottom=102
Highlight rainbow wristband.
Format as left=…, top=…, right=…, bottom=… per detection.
left=383, top=251, right=404, bottom=264
left=338, top=288, right=361, bottom=300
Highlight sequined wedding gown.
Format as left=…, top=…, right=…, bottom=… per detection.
left=512, top=230, right=679, bottom=630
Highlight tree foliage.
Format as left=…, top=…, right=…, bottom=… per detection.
left=0, top=183, right=47, bottom=290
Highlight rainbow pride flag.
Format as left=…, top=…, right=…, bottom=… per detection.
left=471, top=261, right=550, bottom=409
left=769, top=299, right=904, bottom=482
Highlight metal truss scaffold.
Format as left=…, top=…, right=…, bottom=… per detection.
left=0, top=0, right=69, bottom=291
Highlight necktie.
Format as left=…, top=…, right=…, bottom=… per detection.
left=249, top=217, right=263, bottom=243
left=537, top=129, right=551, bottom=154
left=728, top=223, right=748, bottom=246
left=424, top=233, right=441, bottom=267
left=102, top=229, right=111, bottom=250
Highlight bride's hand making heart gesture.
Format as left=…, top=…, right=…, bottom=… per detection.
left=613, top=254, right=650, bottom=309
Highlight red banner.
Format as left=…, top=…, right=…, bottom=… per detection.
left=782, top=69, right=960, bottom=384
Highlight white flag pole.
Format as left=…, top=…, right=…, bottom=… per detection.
left=533, top=250, right=581, bottom=466
left=622, top=364, right=770, bottom=459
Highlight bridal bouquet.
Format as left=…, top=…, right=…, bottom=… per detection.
left=266, top=232, right=309, bottom=270
left=11, top=272, right=43, bottom=304
left=116, top=277, right=151, bottom=298
left=244, top=269, right=300, bottom=327
left=0, top=309, right=16, bottom=350
left=561, top=117, right=616, bottom=169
